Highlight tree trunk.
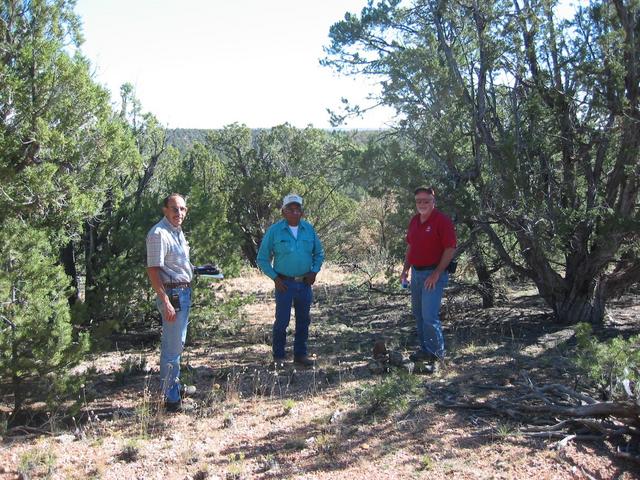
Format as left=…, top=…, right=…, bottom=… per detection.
left=553, top=280, right=606, bottom=325
left=242, top=240, right=258, bottom=268
left=60, top=241, right=80, bottom=305
left=469, top=235, right=495, bottom=308
left=10, top=337, right=23, bottom=424
left=534, top=272, right=607, bottom=325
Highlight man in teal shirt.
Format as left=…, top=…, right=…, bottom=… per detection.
left=257, top=194, right=324, bottom=368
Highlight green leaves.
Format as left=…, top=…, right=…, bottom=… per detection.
left=574, top=323, right=640, bottom=401
left=0, top=220, right=89, bottom=416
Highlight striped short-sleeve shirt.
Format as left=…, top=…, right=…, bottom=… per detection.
left=146, top=217, right=193, bottom=284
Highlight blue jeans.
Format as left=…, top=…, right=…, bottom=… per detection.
left=410, top=267, right=448, bottom=358
left=157, top=287, right=191, bottom=403
left=273, top=279, right=312, bottom=359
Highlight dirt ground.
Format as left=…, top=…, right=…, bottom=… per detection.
left=1, top=265, right=639, bottom=480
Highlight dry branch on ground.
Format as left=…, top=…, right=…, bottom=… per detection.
left=439, top=371, right=640, bottom=462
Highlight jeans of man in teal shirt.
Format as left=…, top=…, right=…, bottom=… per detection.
left=257, top=219, right=324, bottom=359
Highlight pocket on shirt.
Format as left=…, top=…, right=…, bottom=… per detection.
left=275, top=239, right=293, bottom=254
left=301, top=239, right=314, bottom=253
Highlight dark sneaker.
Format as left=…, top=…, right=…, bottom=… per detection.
left=414, top=362, right=438, bottom=375
left=293, top=355, right=314, bottom=367
left=164, top=400, right=196, bottom=413
left=165, top=400, right=181, bottom=413
left=409, top=350, right=438, bottom=362
left=269, top=358, right=286, bottom=371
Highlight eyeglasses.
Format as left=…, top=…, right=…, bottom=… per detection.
left=168, top=206, right=188, bottom=213
left=284, top=207, right=302, bottom=214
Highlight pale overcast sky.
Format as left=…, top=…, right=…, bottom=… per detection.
left=75, top=0, right=397, bottom=130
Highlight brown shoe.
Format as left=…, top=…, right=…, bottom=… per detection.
left=293, top=355, right=314, bottom=367
left=164, top=400, right=196, bottom=413
left=269, top=358, right=286, bottom=371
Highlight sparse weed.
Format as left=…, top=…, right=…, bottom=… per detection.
left=222, top=411, right=235, bottom=428
left=189, top=293, right=254, bottom=341
left=495, top=421, right=518, bottom=438
left=574, top=323, right=640, bottom=401
left=257, top=453, right=279, bottom=473
left=135, top=387, right=152, bottom=437
left=226, top=452, right=245, bottom=479
left=315, top=433, right=337, bottom=454
left=199, top=382, right=224, bottom=415
left=19, top=448, right=56, bottom=479
left=418, top=454, right=433, bottom=471
left=116, top=440, right=139, bottom=463
left=225, top=369, right=243, bottom=402
left=282, top=398, right=296, bottom=415
left=250, top=368, right=268, bottom=396
left=461, top=341, right=479, bottom=355
left=244, top=324, right=271, bottom=345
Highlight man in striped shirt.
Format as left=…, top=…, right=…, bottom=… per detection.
left=146, top=193, right=194, bottom=411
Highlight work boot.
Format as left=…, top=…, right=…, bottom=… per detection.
left=293, top=355, right=314, bottom=367
left=409, top=349, right=439, bottom=363
left=164, top=400, right=196, bottom=413
left=269, top=358, right=286, bottom=371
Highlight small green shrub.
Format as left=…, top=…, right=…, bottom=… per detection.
left=574, top=323, right=640, bottom=400
left=282, top=398, right=296, bottom=415
left=116, top=441, right=139, bottom=463
left=418, top=454, right=433, bottom=471
left=114, top=355, right=147, bottom=385
left=18, top=448, right=56, bottom=478
left=188, top=293, right=254, bottom=341
left=355, top=370, right=421, bottom=418
left=495, top=421, right=518, bottom=438
left=226, top=452, right=245, bottom=479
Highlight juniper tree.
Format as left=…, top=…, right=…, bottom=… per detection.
left=324, top=0, right=640, bottom=323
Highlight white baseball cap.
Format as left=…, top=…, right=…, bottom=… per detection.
left=282, top=193, right=303, bottom=208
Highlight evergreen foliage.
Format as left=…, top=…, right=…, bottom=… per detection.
left=323, top=0, right=640, bottom=323
left=0, top=220, right=88, bottom=419
left=574, top=323, right=640, bottom=402
left=0, top=0, right=136, bottom=419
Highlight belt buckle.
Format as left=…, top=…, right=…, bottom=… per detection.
left=294, top=276, right=305, bottom=282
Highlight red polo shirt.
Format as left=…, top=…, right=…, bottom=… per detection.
left=406, top=209, right=457, bottom=267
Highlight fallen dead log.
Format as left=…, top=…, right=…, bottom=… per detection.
left=615, top=447, right=640, bottom=465
left=517, top=400, right=640, bottom=419
left=437, top=376, right=640, bottom=461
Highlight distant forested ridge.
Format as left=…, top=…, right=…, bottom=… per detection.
left=166, top=127, right=383, bottom=152
left=166, top=129, right=211, bottom=152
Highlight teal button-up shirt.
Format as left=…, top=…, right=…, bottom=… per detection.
left=257, top=219, right=324, bottom=280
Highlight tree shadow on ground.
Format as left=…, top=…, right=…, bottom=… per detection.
left=4, top=277, right=638, bottom=477
left=196, top=279, right=640, bottom=476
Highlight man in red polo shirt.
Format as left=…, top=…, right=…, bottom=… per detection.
left=400, top=187, right=456, bottom=365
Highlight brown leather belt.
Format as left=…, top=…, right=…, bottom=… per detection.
left=164, top=282, right=191, bottom=289
left=277, top=274, right=306, bottom=282
left=413, top=264, right=438, bottom=271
